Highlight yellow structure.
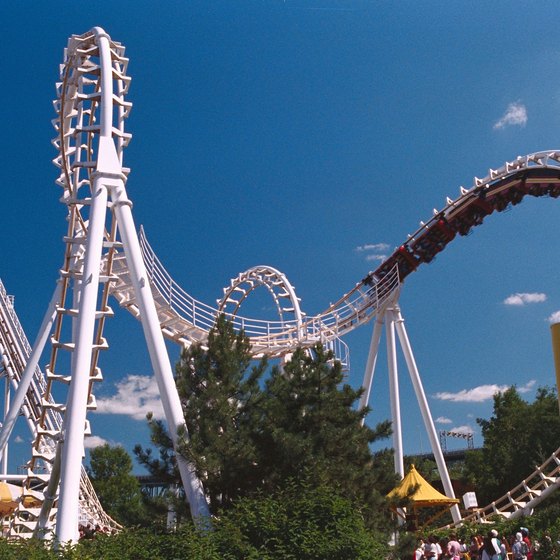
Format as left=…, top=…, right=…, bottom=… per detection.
left=0, top=482, right=21, bottom=516
left=387, top=464, right=459, bottom=529
left=550, top=322, right=560, bottom=412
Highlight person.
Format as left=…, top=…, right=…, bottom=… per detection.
left=512, top=532, right=529, bottom=560
left=480, top=530, right=501, bottom=560
left=469, top=534, right=483, bottom=560
left=424, top=535, right=439, bottom=559
left=499, top=535, right=509, bottom=560
left=521, top=528, right=533, bottom=560
left=447, top=533, right=461, bottom=560
left=413, top=538, right=424, bottom=560
left=434, top=535, right=443, bottom=559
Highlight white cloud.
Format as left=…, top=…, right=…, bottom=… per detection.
left=356, top=242, right=389, bottom=263
left=548, top=310, right=560, bottom=324
left=435, top=416, right=452, bottom=424
left=356, top=243, right=390, bottom=252
left=434, top=380, right=536, bottom=403
left=434, top=384, right=510, bottom=402
left=14, top=436, right=24, bottom=444
left=84, top=435, right=109, bottom=449
left=503, top=292, right=546, bottom=306
left=95, top=374, right=165, bottom=421
left=493, top=102, right=528, bottom=130
left=518, top=380, right=536, bottom=394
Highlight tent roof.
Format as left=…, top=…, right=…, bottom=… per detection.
left=0, top=481, right=21, bottom=516
left=387, top=464, right=459, bottom=507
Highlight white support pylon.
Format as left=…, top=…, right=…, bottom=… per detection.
left=359, top=314, right=384, bottom=417
left=360, top=302, right=462, bottom=524
left=51, top=27, right=209, bottom=545
left=2, top=372, right=9, bottom=475
left=385, top=307, right=404, bottom=479
left=56, top=174, right=111, bottom=544
left=110, top=158, right=210, bottom=523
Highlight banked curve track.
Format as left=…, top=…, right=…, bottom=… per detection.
left=445, top=444, right=560, bottom=526
left=5, top=28, right=559, bottom=536
left=107, top=152, right=560, bottom=525
left=109, top=151, right=560, bottom=358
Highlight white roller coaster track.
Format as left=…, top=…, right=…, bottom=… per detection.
left=109, top=153, right=560, bottom=358
left=0, top=279, right=118, bottom=536
left=446, top=446, right=560, bottom=526
left=109, top=228, right=397, bottom=358
left=2, top=26, right=560, bottom=541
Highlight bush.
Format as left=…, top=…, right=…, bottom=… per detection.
left=212, top=479, right=389, bottom=559
left=0, top=480, right=391, bottom=559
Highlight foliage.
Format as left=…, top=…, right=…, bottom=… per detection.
left=462, top=386, right=560, bottom=504
left=86, top=443, right=148, bottom=526
left=135, top=315, right=397, bottom=532
left=256, top=344, right=396, bottom=531
left=0, top=483, right=392, bottom=560
left=212, top=478, right=389, bottom=559
left=176, top=313, right=268, bottom=511
left=0, top=527, right=220, bottom=560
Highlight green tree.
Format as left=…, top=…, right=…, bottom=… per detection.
left=463, top=386, right=560, bottom=504
left=176, top=314, right=268, bottom=512
left=87, top=444, right=148, bottom=526
left=135, top=316, right=396, bottom=532
left=256, top=345, right=395, bottom=531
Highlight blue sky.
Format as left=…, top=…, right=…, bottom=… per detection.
left=2, top=1, right=560, bottom=473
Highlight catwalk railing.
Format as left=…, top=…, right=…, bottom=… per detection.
left=109, top=152, right=560, bottom=359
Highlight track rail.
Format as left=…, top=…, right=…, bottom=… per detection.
left=0, top=280, right=117, bottom=536
left=446, top=446, right=560, bottom=525
left=109, top=153, right=560, bottom=357
left=109, top=231, right=399, bottom=357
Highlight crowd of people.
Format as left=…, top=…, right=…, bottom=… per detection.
left=77, top=523, right=113, bottom=539
left=413, top=527, right=550, bottom=560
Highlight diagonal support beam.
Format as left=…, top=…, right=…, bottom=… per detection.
left=360, top=302, right=462, bottom=524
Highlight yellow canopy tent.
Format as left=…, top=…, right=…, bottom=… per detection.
left=0, top=482, right=22, bottom=516
left=387, top=464, right=459, bottom=529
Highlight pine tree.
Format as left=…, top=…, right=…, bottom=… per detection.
left=135, top=316, right=396, bottom=531
left=174, top=314, right=268, bottom=511
left=136, top=315, right=268, bottom=512
left=257, top=345, right=395, bottom=530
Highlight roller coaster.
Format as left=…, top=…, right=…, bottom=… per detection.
left=0, top=27, right=560, bottom=542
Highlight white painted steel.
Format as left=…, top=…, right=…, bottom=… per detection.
left=110, top=177, right=210, bottom=521
left=0, top=279, right=116, bottom=538
left=5, top=26, right=560, bottom=541
left=359, top=315, right=384, bottom=419
left=2, top=372, right=9, bottom=476
left=391, top=305, right=461, bottom=524
left=385, top=308, right=404, bottom=479
left=0, top=281, right=61, bottom=460
left=55, top=177, right=110, bottom=544
left=358, top=303, right=461, bottom=523
left=445, top=446, right=560, bottom=526
left=56, top=28, right=118, bottom=544
left=49, top=26, right=209, bottom=544
left=110, top=228, right=401, bottom=356
left=105, top=151, right=560, bottom=359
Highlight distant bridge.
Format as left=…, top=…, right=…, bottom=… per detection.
left=409, top=447, right=480, bottom=466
